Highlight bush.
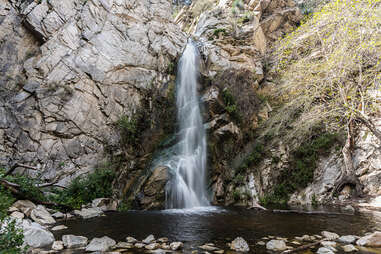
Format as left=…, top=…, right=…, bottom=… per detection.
left=0, top=218, right=25, bottom=254
left=222, top=89, right=241, bottom=123
left=51, top=166, right=116, bottom=209
left=0, top=189, right=15, bottom=220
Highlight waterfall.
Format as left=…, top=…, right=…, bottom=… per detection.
left=163, top=40, right=210, bottom=209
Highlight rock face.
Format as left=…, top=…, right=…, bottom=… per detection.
left=139, top=166, right=169, bottom=209
left=85, top=236, right=116, bottom=252
left=0, top=0, right=186, bottom=190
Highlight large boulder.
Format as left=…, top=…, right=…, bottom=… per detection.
left=356, top=232, right=381, bottom=247
left=62, top=234, right=88, bottom=248
left=23, top=220, right=55, bottom=248
left=266, top=240, right=287, bottom=251
left=139, top=167, right=169, bottom=209
left=74, top=207, right=103, bottom=219
left=30, top=205, right=56, bottom=225
left=11, top=200, right=36, bottom=217
left=230, top=237, right=250, bottom=252
left=85, top=236, right=116, bottom=252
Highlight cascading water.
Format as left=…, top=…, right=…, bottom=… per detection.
left=157, top=40, right=210, bottom=209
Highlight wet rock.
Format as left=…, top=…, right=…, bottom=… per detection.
left=86, top=236, right=116, bottom=252
left=8, top=207, right=19, bottom=213
left=230, top=237, right=250, bottom=252
left=321, top=241, right=337, bottom=247
left=12, top=200, right=36, bottom=217
left=30, top=205, right=56, bottom=225
left=200, top=244, right=219, bottom=251
left=140, top=167, right=169, bottom=209
left=52, top=241, right=64, bottom=251
left=10, top=211, right=24, bottom=219
left=52, top=211, right=64, bottom=219
left=126, top=236, right=138, bottom=243
left=92, top=198, right=118, bottom=211
left=114, top=242, right=133, bottom=249
left=51, top=225, right=68, bottom=231
left=161, top=243, right=170, bottom=250
left=145, top=243, right=160, bottom=250
left=266, top=239, right=287, bottom=251
left=295, top=235, right=314, bottom=242
left=74, top=207, right=103, bottom=219
left=342, top=244, right=358, bottom=252
left=135, top=243, right=145, bottom=248
left=143, top=234, right=156, bottom=244
left=356, top=231, right=381, bottom=247
left=317, top=247, right=335, bottom=254
left=170, top=242, right=184, bottom=250
left=338, top=235, right=357, bottom=244
left=257, top=241, right=266, bottom=245
left=321, top=231, right=339, bottom=240
left=23, top=220, right=55, bottom=248
left=62, top=234, right=88, bottom=248
left=157, top=237, right=169, bottom=243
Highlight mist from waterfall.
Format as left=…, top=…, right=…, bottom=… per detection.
left=159, top=40, right=210, bottom=209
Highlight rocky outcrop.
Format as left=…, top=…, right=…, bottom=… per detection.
left=0, top=0, right=186, bottom=188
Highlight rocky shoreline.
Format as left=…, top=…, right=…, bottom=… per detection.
left=2, top=198, right=381, bottom=254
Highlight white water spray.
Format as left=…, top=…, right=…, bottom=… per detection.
left=162, top=40, right=209, bottom=209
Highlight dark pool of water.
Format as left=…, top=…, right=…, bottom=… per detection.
left=54, top=206, right=381, bottom=253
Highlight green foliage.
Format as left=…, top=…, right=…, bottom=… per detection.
left=117, top=115, right=138, bottom=145
left=260, top=133, right=339, bottom=205
left=167, top=62, right=176, bottom=75
left=0, top=218, right=25, bottom=254
left=0, top=189, right=15, bottom=220
left=311, top=193, right=318, bottom=207
left=238, top=143, right=266, bottom=171
left=51, top=166, right=116, bottom=209
left=233, top=174, right=245, bottom=185
left=117, top=199, right=132, bottom=212
left=233, top=190, right=240, bottom=201
left=222, top=89, right=241, bottom=123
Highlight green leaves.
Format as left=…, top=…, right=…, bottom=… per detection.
left=0, top=218, right=25, bottom=254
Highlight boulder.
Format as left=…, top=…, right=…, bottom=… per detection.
left=52, top=241, right=64, bottom=251
left=143, top=234, right=156, bottom=244
left=321, top=231, right=339, bottom=240
left=114, top=242, right=133, bottom=249
left=12, top=200, right=36, bottom=217
left=23, top=221, right=55, bottom=248
left=135, top=243, right=145, bottom=248
left=317, top=247, right=335, bottom=254
left=231, top=237, right=250, bottom=252
left=86, top=236, right=116, bottom=252
left=342, top=244, right=358, bottom=252
left=30, top=205, right=56, bottom=225
left=62, top=234, right=88, bottom=248
left=266, top=239, right=287, bottom=251
left=10, top=211, right=25, bottom=219
left=338, top=235, right=357, bottom=244
left=51, top=225, right=68, bottom=231
left=170, top=241, right=184, bottom=250
left=356, top=231, right=381, bottom=247
left=92, top=198, right=118, bottom=211
left=51, top=211, right=65, bottom=219
left=126, top=236, right=138, bottom=243
left=145, top=243, right=160, bottom=250
left=157, top=237, right=169, bottom=243
left=321, top=241, right=337, bottom=247
left=74, top=207, right=103, bottom=219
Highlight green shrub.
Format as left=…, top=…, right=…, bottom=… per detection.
left=0, top=189, right=15, bottom=220
left=222, top=89, right=241, bottom=123
left=52, top=166, right=116, bottom=209
left=117, top=115, right=138, bottom=145
left=233, top=190, right=240, bottom=201
left=0, top=218, right=25, bottom=254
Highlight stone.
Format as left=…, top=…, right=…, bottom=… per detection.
left=266, top=240, right=287, bottom=251
left=145, top=243, right=160, bottom=250
left=51, top=225, right=68, bottom=231
left=10, top=211, right=25, bottom=219
left=52, top=211, right=65, bottom=219
left=321, top=231, right=339, bottom=240
left=200, top=244, right=219, bottom=251
left=141, top=167, right=169, bottom=209
left=321, top=241, right=337, bottom=247
left=257, top=241, right=266, bottom=245
left=62, top=234, right=88, bottom=248
left=86, top=236, right=116, bottom=252
left=342, top=205, right=355, bottom=213
left=230, top=237, right=250, bottom=252
left=12, top=200, right=36, bottom=217
left=92, top=198, right=118, bottom=211
left=30, top=205, right=56, bottom=225
left=142, top=234, right=156, bottom=244
left=135, top=243, right=145, bottom=248
left=356, top=231, right=381, bottom=247
left=342, top=244, right=358, bottom=252
left=114, top=242, right=133, bottom=249
left=317, top=247, right=335, bottom=254
left=157, top=237, right=169, bottom=243
left=8, top=207, right=19, bottom=212
left=170, top=242, right=184, bottom=250
left=295, top=235, right=314, bottom=241
left=52, top=241, right=64, bottom=251
left=338, top=235, right=357, bottom=244
left=214, top=250, right=224, bottom=254
left=126, top=236, right=138, bottom=243
left=23, top=220, right=55, bottom=248
left=74, top=207, right=103, bottom=219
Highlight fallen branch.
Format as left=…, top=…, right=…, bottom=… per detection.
left=4, top=163, right=39, bottom=177
left=282, top=239, right=326, bottom=254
